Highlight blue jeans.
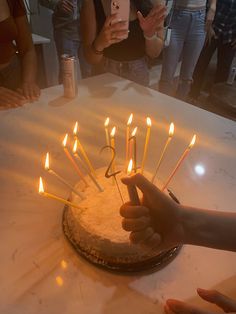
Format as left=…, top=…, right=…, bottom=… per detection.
left=101, top=57, right=149, bottom=86
left=159, top=8, right=206, bottom=100
left=54, top=30, right=91, bottom=83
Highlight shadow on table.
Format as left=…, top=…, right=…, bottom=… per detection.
left=48, top=96, right=73, bottom=107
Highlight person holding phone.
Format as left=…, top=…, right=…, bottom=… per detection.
left=0, top=0, right=40, bottom=109
left=80, top=0, right=166, bottom=86
left=120, top=173, right=236, bottom=314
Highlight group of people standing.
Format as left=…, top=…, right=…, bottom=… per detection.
left=0, top=0, right=235, bottom=107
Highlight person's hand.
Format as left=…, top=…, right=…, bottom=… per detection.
left=165, top=288, right=236, bottom=314
left=0, top=86, right=27, bottom=110
left=93, top=14, right=129, bottom=52
left=58, top=0, right=74, bottom=13
left=205, top=25, right=216, bottom=45
left=205, top=8, right=215, bottom=32
left=137, top=4, right=166, bottom=38
left=120, top=174, right=184, bottom=251
left=19, top=81, right=40, bottom=102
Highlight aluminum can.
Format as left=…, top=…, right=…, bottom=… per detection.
left=227, top=66, right=236, bottom=85
left=61, top=54, right=78, bottom=98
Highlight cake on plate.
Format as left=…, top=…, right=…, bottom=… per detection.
left=63, top=167, right=180, bottom=272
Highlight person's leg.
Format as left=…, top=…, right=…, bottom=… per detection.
left=159, top=10, right=188, bottom=96
left=62, top=38, right=82, bottom=81
left=78, top=43, right=92, bottom=78
left=215, top=40, right=236, bottom=83
left=189, top=38, right=217, bottom=99
left=176, top=9, right=206, bottom=100
left=53, top=29, right=64, bottom=83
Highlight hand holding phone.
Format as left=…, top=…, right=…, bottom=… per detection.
left=111, top=0, right=130, bottom=38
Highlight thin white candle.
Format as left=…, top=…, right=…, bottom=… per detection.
left=162, top=134, right=196, bottom=191
left=141, top=117, right=151, bottom=174
left=126, top=113, right=133, bottom=170
left=44, top=152, right=84, bottom=199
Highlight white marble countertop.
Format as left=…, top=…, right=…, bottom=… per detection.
left=0, top=74, right=236, bottom=314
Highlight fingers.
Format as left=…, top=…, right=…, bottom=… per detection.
left=166, top=299, right=214, bottom=314
left=21, top=83, right=40, bottom=101
left=0, top=87, right=26, bottom=107
left=122, top=216, right=150, bottom=232
left=120, top=204, right=149, bottom=218
left=121, top=173, right=158, bottom=196
left=197, top=288, right=236, bottom=312
left=130, top=226, right=154, bottom=243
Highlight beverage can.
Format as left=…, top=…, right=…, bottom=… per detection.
left=61, top=54, right=78, bottom=98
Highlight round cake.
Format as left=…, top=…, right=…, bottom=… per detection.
left=63, top=167, right=181, bottom=271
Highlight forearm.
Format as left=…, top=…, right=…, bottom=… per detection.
left=145, top=36, right=163, bottom=59
left=208, top=0, right=217, bottom=10
left=21, top=48, right=37, bottom=83
left=83, top=42, right=104, bottom=65
left=181, top=206, right=236, bottom=252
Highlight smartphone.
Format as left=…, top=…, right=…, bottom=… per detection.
left=111, top=0, right=130, bottom=34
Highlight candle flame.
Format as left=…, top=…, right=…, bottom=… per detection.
left=61, top=260, right=68, bottom=269
left=104, top=117, right=109, bottom=127
left=45, top=152, right=50, bottom=170
left=62, top=134, right=68, bottom=147
left=73, top=139, right=77, bottom=153
left=127, top=113, right=133, bottom=126
left=131, top=127, right=137, bottom=137
left=110, top=126, right=116, bottom=137
left=73, top=122, right=78, bottom=135
left=147, top=117, right=152, bottom=127
left=189, top=134, right=196, bottom=148
left=127, top=159, right=133, bottom=175
left=56, top=276, right=64, bottom=287
left=39, top=177, right=44, bottom=194
left=169, top=123, right=174, bottom=137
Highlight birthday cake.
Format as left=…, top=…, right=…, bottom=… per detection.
left=63, top=167, right=180, bottom=271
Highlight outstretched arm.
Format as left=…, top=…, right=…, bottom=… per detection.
left=120, top=174, right=236, bottom=252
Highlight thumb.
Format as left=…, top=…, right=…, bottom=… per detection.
left=197, top=288, right=236, bottom=312
left=121, top=173, right=160, bottom=196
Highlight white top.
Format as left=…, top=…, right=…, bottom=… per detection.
left=0, top=74, right=235, bottom=314
left=175, top=0, right=206, bottom=8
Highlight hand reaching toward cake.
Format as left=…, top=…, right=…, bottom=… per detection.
left=120, top=174, right=185, bottom=252
left=165, top=288, right=236, bottom=314
left=120, top=174, right=236, bottom=252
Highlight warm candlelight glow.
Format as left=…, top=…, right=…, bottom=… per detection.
left=127, top=159, right=133, bottom=175
left=73, top=139, right=77, bottom=153
left=147, top=117, right=152, bottom=127
left=110, top=126, right=116, bottom=137
left=39, top=176, right=44, bottom=194
left=73, top=121, right=78, bottom=135
left=169, top=122, right=174, bottom=137
left=127, top=113, right=133, bottom=126
left=45, top=152, right=50, bottom=170
left=62, top=134, right=68, bottom=147
left=131, top=126, right=137, bottom=137
left=56, top=276, right=64, bottom=287
left=61, top=260, right=68, bottom=269
left=189, top=134, right=196, bottom=148
left=104, top=117, right=109, bottom=127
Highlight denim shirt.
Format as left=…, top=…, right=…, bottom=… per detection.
left=39, top=0, right=82, bottom=40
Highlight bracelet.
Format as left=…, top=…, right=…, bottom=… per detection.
left=91, top=40, right=104, bottom=55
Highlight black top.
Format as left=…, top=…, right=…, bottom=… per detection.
left=93, top=0, right=146, bottom=61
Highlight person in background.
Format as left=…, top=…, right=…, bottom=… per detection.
left=39, top=0, right=91, bottom=82
left=0, top=0, right=40, bottom=109
left=159, top=0, right=216, bottom=100
left=80, top=0, right=166, bottom=86
left=189, top=0, right=236, bottom=103
left=120, top=173, right=236, bottom=314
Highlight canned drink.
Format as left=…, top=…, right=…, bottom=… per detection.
left=227, top=66, right=236, bottom=85
left=61, top=54, right=78, bottom=98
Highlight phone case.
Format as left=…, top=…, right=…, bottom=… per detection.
left=111, top=0, right=130, bottom=23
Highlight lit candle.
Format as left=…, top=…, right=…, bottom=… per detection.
left=73, top=121, right=79, bottom=137
left=62, top=134, right=88, bottom=187
left=44, top=152, right=84, bottom=199
left=162, top=134, right=196, bottom=191
left=126, top=159, right=140, bottom=205
left=141, top=117, right=151, bottom=174
left=73, top=123, right=96, bottom=178
left=129, top=127, right=137, bottom=173
left=152, top=122, right=174, bottom=183
left=73, top=140, right=103, bottom=192
left=110, top=126, right=116, bottom=174
left=104, top=117, right=110, bottom=147
left=126, top=113, right=133, bottom=170
left=38, top=177, right=82, bottom=209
